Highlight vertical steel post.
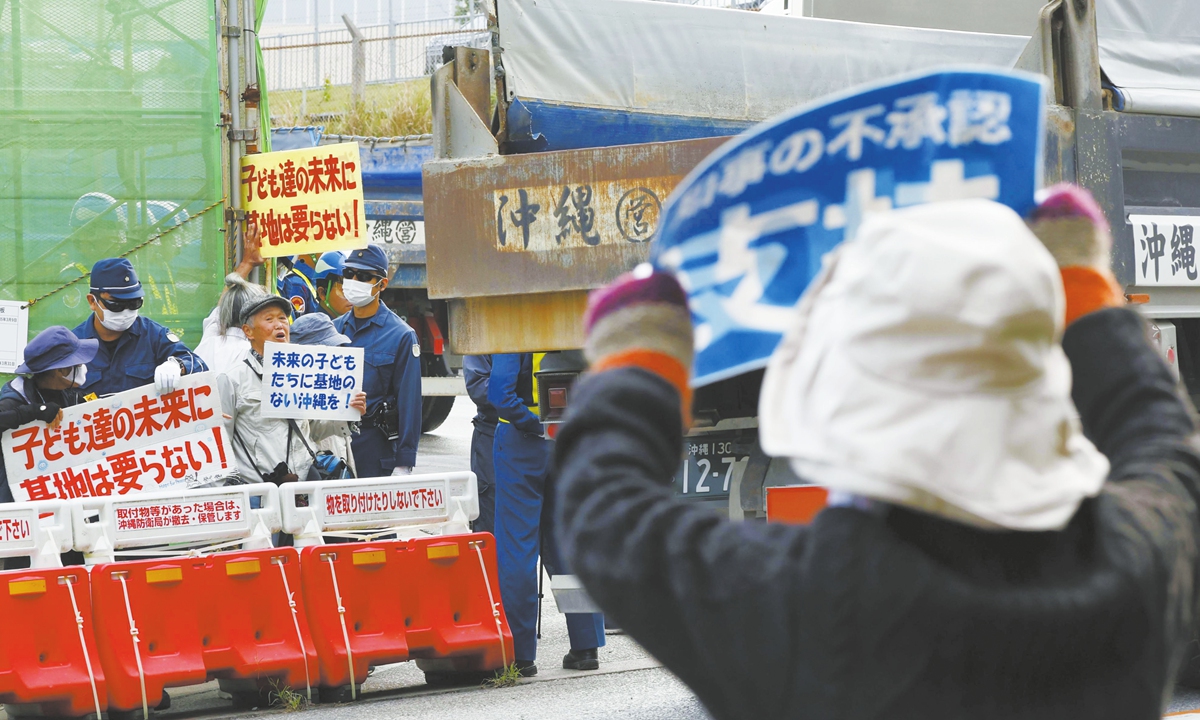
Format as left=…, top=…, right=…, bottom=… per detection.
left=228, top=0, right=245, bottom=265
left=344, top=15, right=365, bottom=106
left=312, top=0, right=320, bottom=90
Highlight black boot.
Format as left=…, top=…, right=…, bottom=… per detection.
left=514, top=659, right=538, bottom=677
left=562, top=648, right=599, bottom=671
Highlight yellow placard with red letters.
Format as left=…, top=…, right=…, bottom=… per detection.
left=240, top=142, right=369, bottom=258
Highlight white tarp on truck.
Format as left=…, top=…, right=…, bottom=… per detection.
left=497, top=0, right=1029, bottom=123
left=1097, top=0, right=1200, bottom=116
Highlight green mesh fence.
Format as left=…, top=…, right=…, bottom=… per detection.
left=0, top=0, right=225, bottom=352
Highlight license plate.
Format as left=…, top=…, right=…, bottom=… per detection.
left=671, top=432, right=754, bottom=499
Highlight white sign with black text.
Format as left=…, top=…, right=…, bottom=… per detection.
left=1131, top=214, right=1200, bottom=286
left=259, top=342, right=365, bottom=421
left=0, top=301, right=29, bottom=375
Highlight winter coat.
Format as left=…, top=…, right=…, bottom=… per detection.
left=553, top=307, right=1200, bottom=720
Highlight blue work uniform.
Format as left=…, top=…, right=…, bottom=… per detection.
left=72, top=315, right=207, bottom=397
left=463, top=355, right=497, bottom=535
left=334, top=304, right=422, bottom=476
left=278, top=259, right=319, bottom=319
left=490, top=352, right=604, bottom=663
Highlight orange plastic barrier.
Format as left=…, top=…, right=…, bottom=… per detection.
left=401, top=534, right=513, bottom=671
left=300, top=532, right=511, bottom=691
left=0, top=567, right=108, bottom=717
left=91, top=559, right=208, bottom=714
left=93, top=550, right=319, bottom=713
left=766, top=485, right=829, bottom=524
left=196, top=549, right=318, bottom=698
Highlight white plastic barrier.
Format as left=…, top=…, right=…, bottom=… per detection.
left=70, top=484, right=281, bottom=564
left=0, top=500, right=74, bottom=568
left=279, top=472, right=479, bottom=546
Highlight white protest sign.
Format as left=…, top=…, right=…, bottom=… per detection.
left=260, top=342, right=364, bottom=421
left=0, top=301, right=30, bottom=374
left=2, top=371, right=234, bottom=502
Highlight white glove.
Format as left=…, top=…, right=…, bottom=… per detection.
left=154, top=358, right=183, bottom=394
left=391, top=466, right=413, bottom=476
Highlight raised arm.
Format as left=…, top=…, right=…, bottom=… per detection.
left=553, top=270, right=811, bottom=718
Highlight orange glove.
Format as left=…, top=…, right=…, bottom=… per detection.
left=1028, top=185, right=1124, bottom=325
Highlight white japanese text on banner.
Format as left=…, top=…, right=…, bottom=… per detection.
left=652, top=69, right=1046, bottom=386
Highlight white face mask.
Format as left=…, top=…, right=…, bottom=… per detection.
left=66, top=365, right=87, bottom=388
left=342, top=278, right=378, bottom=308
left=99, top=308, right=138, bottom=332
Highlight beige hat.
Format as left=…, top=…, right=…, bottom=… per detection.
left=758, top=199, right=1109, bottom=531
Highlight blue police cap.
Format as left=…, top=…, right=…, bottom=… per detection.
left=16, top=326, right=99, bottom=375
left=343, top=245, right=388, bottom=276
left=90, top=258, right=144, bottom=300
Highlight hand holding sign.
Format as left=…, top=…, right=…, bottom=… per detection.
left=651, top=69, right=1046, bottom=386
left=260, top=342, right=365, bottom=422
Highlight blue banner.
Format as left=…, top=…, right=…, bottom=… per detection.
left=652, top=69, right=1046, bottom=386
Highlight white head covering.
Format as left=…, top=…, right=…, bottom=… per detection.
left=758, top=199, right=1109, bottom=531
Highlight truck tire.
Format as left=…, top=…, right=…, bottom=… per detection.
left=421, top=395, right=455, bottom=433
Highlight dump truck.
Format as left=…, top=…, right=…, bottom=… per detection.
left=422, top=0, right=1200, bottom=518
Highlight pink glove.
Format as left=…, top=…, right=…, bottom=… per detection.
left=583, top=264, right=694, bottom=425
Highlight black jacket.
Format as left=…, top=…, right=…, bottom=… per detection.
left=553, top=307, right=1200, bottom=720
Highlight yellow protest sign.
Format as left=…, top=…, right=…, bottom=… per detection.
left=240, top=142, right=369, bottom=257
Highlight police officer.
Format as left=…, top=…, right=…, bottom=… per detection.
left=489, top=352, right=604, bottom=677
left=463, top=355, right=497, bottom=535
left=73, top=257, right=207, bottom=397
left=278, top=253, right=321, bottom=319
left=313, top=250, right=351, bottom=318
left=334, top=245, right=422, bottom=477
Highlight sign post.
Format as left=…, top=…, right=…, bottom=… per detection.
left=241, top=141, right=369, bottom=257
left=652, top=69, right=1047, bottom=386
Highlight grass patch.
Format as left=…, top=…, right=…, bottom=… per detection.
left=481, top=663, right=524, bottom=689
left=268, top=679, right=311, bottom=712
left=270, top=80, right=433, bottom=137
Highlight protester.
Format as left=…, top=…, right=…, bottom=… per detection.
left=314, top=250, right=351, bottom=318
left=464, top=354, right=497, bottom=535
left=72, top=257, right=207, bottom=397
left=290, top=312, right=359, bottom=476
left=278, top=253, right=321, bottom=319
left=334, top=245, right=422, bottom=477
left=491, top=352, right=605, bottom=676
left=195, top=274, right=268, bottom=376
left=553, top=189, right=1198, bottom=719
left=0, top=327, right=97, bottom=503
left=218, top=295, right=366, bottom=485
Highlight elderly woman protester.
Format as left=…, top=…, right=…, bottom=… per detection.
left=0, top=327, right=98, bottom=503
left=218, top=295, right=366, bottom=485
left=554, top=188, right=1200, bottom=718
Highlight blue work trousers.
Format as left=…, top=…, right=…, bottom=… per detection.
left=493, top=422, right=604, bottom=662
left=471, top=419, right=497, bottom=536
left=351, top=425, right=393, bottom=478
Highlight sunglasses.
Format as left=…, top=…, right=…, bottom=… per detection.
left=92, top=294, right=144, bottom=312
left=342, top=268, right=384, bottom=283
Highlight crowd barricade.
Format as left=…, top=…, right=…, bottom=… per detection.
left=279, top=473, right=512, bottom=694
left=0, top=501, right=107, bottom=717
left=79, top=484, right=318, bottom=716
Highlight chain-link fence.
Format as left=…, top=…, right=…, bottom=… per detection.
left=261, top=14, right=488, bottom=91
